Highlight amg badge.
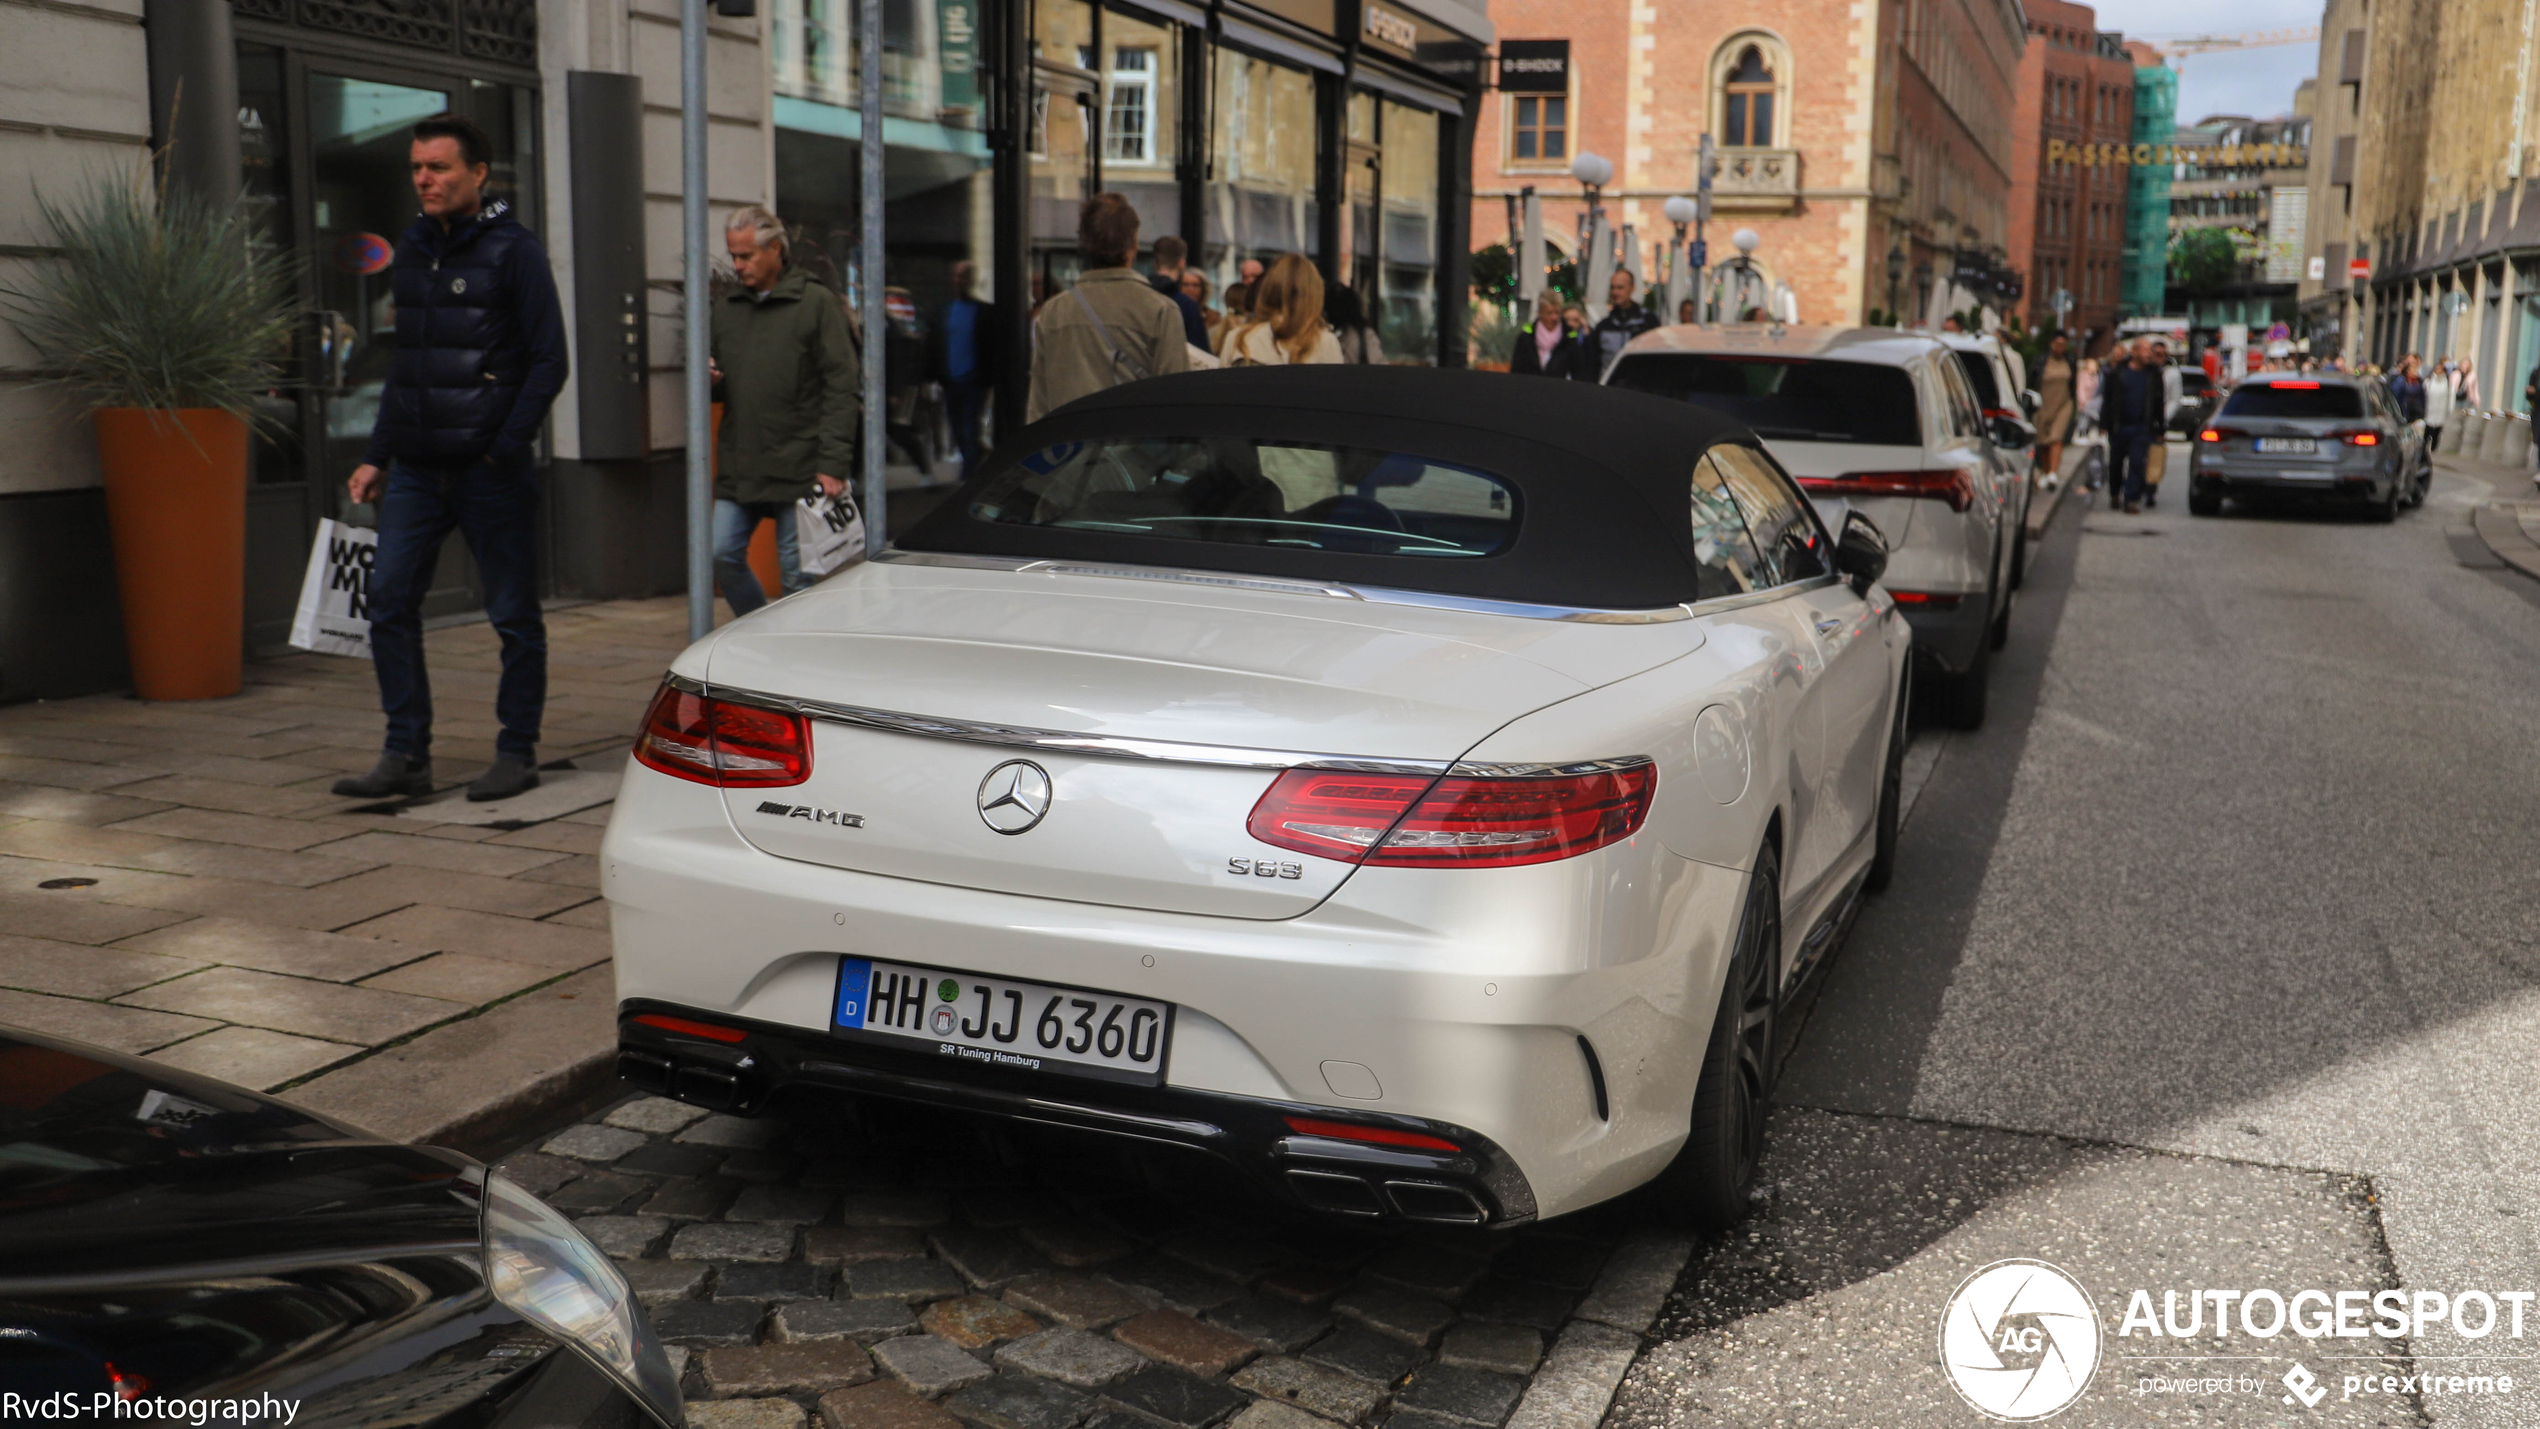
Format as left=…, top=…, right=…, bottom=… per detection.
left=756, top=801, right=865, bottom=827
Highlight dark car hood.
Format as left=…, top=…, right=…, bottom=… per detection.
left=0, top=1027, right=480, bottom=1284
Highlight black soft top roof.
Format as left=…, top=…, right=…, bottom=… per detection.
left=896, top=366, right=1757, bottom=609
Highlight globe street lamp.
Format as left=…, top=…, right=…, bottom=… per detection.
left=1886, top=245, right=1906, bottom=325
left=1664, top=194, right=1699, bottom=322
left=1572, top=151, right=1615, bottom=314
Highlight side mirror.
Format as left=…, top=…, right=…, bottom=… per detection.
left=1835, top=510, right=1888, bottom=595
left=1987, top=413, right=2036, bottom=450
left=2019, top=388, right=2042, bottom=417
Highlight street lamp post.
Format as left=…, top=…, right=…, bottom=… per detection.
left=680, top=0, right=711, bottom=640
left=1885, top=245, right=1905, bottom=325
left=1663, top=194, right=1698, bottom=322
left=1572, top=151, right=1613, bottom=315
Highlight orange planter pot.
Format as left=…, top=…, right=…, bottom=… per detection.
left=92, top=408, right=248, bottom=700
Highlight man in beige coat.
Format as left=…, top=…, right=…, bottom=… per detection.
left=1027, top=193, right=1189, bottom=421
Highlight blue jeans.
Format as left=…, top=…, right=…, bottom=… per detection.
left=713, top=497, right=804, bottom=616
left=368, top=457, right=546, bottom=761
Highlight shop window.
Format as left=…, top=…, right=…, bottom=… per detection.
left=1203, top=46, right=1318, bottom=290
left=1511, top=95, right=1565, bottom=161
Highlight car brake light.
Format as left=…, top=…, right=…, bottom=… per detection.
left=632, top=1012, right=748, bottom=1043
left=2274, top=380, right=2321, bottom=389
left=1282, top=1116, right=1461, bottom=1152
left=1887, top=591, right=1964, bottom=608
left=2334, top=429, right=2380, bottom=446
left=1798, top=470, right=1977, bottom=513
left=632, top=682, right=811, bottom=787
left=1246, top=764, right=1656, bottom=868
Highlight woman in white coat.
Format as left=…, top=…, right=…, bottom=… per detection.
left=1218, top=254, right=1344, bottom=367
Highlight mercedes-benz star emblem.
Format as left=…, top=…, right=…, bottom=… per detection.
left=976, top=760, right=1053, bottom=834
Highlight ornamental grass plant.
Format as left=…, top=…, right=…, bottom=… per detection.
left=0, top=165, right=295, bottom=421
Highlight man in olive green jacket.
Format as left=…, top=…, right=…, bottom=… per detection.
left=710, top=205, right=859, bottom=614
left=1027, top=193, right=1190, bottom=422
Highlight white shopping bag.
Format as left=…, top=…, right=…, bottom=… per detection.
left=794, top=488, right=869, bottom=580
left=288, top=518, right=376, bottom=658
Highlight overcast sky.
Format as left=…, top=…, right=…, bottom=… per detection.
left=2091, top=0, right=2323, bottom=124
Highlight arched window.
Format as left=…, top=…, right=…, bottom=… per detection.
left=1724, top=45, right=1775, bottom=146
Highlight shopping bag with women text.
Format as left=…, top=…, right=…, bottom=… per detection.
left=794, top=488, right=869, bottom=579
left=287, top=518, right=376, bottom=658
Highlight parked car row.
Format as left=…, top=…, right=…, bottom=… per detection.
left=1603, top=324, right=2038, bottom=730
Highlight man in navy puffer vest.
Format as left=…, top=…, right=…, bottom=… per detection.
left=333, top=114, right=568, bottom=803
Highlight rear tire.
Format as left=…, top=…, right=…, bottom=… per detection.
left=1665, top=841, right=1781, bottom=1232
left=1864, top=663, right=1910, bottom=894
left=2188, top=483, right=2221, bottom=516
left=2371, top=476, right=2401, bottom=523
left=1926, top=618, right=1991, bottom=731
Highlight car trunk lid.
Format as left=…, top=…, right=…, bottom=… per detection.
left=701, top=561, right=1703, bottom=919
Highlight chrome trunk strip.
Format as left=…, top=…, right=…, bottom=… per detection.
left=674, top=674, right=1651, bottom=779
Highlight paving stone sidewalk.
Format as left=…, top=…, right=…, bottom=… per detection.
left=0, top=596, right=696, bottom=1143
left=499, top=1095, right=1695, bottom=1429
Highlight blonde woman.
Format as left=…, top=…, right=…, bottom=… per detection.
left=1219, top=253, right=1343, bottom=366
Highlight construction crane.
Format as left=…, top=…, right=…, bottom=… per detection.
left=2145, top=27, right=2320, bottom=59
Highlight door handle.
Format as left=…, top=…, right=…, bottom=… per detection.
left=1814, top=616, right=1844, bottom=636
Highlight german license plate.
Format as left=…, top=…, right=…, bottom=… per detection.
left=832, top=958, right=1173, bottom=1087
left=2254, top=437, right=2318, bottom=454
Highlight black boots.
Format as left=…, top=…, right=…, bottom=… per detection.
left=333, top=752, right=433, bottom=799
left=467, top=754, right=542, bottom=802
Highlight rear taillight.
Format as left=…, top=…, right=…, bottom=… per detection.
left=2334, top=429, right=2381, bottom=446
left=1798, top=470, right=1977, bottom=513
left=1887, top=591, right=1964, bottom=608
left=2197, top=427, right=2224, bottom=442
left=1282, top=1117, right=1461, bottom=1152
left=632, top=1012, right=749, bottom=1042
left=1245, top=764, right=1656, bottom=868
left=632, top=682, right=811, bottom=787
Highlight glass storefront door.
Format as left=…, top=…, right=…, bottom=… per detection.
left=236, top=45, right=537, bottom=647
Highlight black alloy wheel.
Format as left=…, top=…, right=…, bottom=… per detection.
left=1864, top=662, right=1911, bottom=894
left=1666, top=841, right=1782, bottom=1232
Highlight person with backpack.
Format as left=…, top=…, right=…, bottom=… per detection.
left=1026, top=193, right=1190, bottom=421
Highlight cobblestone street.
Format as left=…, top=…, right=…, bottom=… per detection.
left=499, top=1095, right=1693, bottom=1429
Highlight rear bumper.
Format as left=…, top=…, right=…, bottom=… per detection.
left=616, top=1003, right=1537, bottom=1225
left=2191, top=463, right=2396, bottom=502
left=601, top=761, right=1745, bottom=1224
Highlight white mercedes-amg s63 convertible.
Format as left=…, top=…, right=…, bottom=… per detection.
left=603, top=365, right=1909, bottom=1230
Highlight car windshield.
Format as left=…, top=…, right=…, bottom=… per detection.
left=1949, top=350, right=2003, bottom=409
left=1606, top=355, right=1923, bottom=445
left=967, top=438, right=1517, bottom=558
left=2220, top=384, right=2366, bottom=419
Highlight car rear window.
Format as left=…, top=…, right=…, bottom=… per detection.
left=1606, top=355, right=1923, bottom=445
left=968, top=438, right=1516, bottom=558
left=2219, top=384, right=2366, bottom=419
left=1949, top=350, right=2003, bottom=409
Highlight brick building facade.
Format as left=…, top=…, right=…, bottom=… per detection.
left=2005, top=0, right=2135, bottom=339
left=1467, top=0, right=2021, bottom=332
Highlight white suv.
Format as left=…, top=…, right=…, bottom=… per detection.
left=1938, top=332, right=2039, bottom=588
left=1606, top=324, right=2028, bottom=728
